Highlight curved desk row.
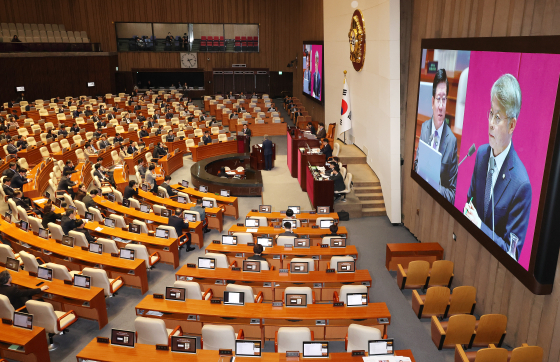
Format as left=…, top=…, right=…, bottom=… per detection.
left=246, top=211, right=339, bottom=224
left=227, top=225, right=348, bottom=246
left=171, top=184, right=239, bottom=219
left=0, top=220, right=149, bottom=294
left=135, top=296, right=390, bottom=342
left=175, top=266, right=371, bottom=302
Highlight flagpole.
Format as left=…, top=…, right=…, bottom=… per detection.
left=343, top=70, right=347, bottom=144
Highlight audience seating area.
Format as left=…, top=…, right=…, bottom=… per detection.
left=0, top=23, right=89, bottom=43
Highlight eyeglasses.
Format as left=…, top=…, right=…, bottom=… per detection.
left=487, top=109, right=511, bottom=125
left=434, top=97, right=447, bottom=105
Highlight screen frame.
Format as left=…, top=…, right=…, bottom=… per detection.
left=6, top=257, right=19, bottom=271
left=302, top=40, right=325, bottom=105
left=73, top=274, right=91, bottom=289
left=13, top=311, right=33, bottom=330
left=198, top=257, right=216, bottom=269
left=259, top=205, right=271, bottom=213
left=165, top=286, right=186, bottom=301
left=410, top=36, right=560, bottom=295
left=242, top=260, right=261, bottom=272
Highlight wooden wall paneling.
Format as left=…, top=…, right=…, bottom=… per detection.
left=516, top=290, right=536, bottom=346
left=508, top=0, right=526, bottom=36
left=536, top=260, right=560, bottom=359
left=473, top=247, right=491, bottom=314
left=527, top=295, right=545, bottom=345
left=499, top=270, right=514, bottom=315
left=520, top=0, right=537, bottom=35
left=491, top=0, right=511, bottom=36
left=462, top=234, right=480, bottom=287
left=491, top=263, right=507, bottom=313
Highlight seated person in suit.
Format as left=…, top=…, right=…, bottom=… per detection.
left=2, top=162, right=17, bottom=180
left=321, top=138, right=332, bottom=160
left=82, top=189, right=97, bottom=210
left=69, top=123, right=81, bottom=133
left=247, top=244, right=267, bottom=261
left=139, top=126, right=150, bottom=138
left=278, top=221, right=298, bottom=237
left=165, top=130, right=175, bottom=142
left=155, top=125, right=164, bottom=136
left=137, top=159, right=147, bottom=179
left=84, top=142, right=97, bottom=156
left=57, top=106, right=65, bottom=114
left=106, top=111, right=114, bottom=121
left=13, top=190, right=41, bottom=216
left=239, top=92, right=246, bottom=99
left=165, top=110, right=174, bottom=119
left=92, top=129, right=103, bottom=139
left=61, top=209, right=78, bottom=235
left=6, top=139, right=18, bottom=155
left=316, top=124, right=326, bottom=139
left=306, top=122, right=316, bottom=135
left=137, top=114, right=146, bottom=122
left=2, top=178, right=15, bottom=199
left=57, top=170, right=76, bottom=199
left=95, top=159, right=115, bottom=187
left=16, top=135, right=27, bottom=150
left=98, top=136, right=110, bottom=149
left=191, top=198, right=209, bottom=233
left=0, top=270, right=49, bottom=310
left=168, top=208, right=195, bottom=252
left=134, top=103, right=141, bottom=111
left=202, top=130, right=212, bottom=145
left=96, top=117, right=107, bottom=129
left=161, top=176, right=177, bottom=196
left=10, top=169, right=28, bottom=190
left=73, top=219, right=96, bottom=243
left=118, top=145, right=127, bottom=163
left=124, top=180, right=139, bottom=200
left=41, top=204, right=58, bottom=229
left=217, top=167, right=228, bottom=178
left=63, top=160, right=77, bottom=175
left=145, top=164, right=157, bottom=192
left=75, top=183, right=87, bottom=202
left=98, top=105, right=106, bottom=115
left=330, top=166, right=345, bottom=200
left=58, top=124, right=68, bottom=138
left=127, top=141, right=139, bottom=155
left=146, top=118, right=156, bottom=128
left=113, top=133, right=124, bottom=144
left=199, top=114, right=206, bottom=122
left=152, top=142, right=168, bottom=159
left=84, top=107, right=93, bottom=116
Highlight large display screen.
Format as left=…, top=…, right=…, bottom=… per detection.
left=411, top=37, right=560, bottom=294
left=303, top=42, right=323, bottom=104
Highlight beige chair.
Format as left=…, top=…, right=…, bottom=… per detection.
left=412, top=286, right=450, bottom=319
left=18, top=250, right=45, bottom=273
left=225, top=284, right=263, bottom=303
left=125, top=244, right=160, bottom=270
left=27, top=216, right=42, bottom=234
left=201, top=324, right=243, bottom=350
left=345, top=324, right=383, bottom=352
left=25, top=300, right=78, bottom=350
left=132, top=219, right=150, bottom=234
left=0, top=244, right=20, bottom=265
left=204, top=252, right=230, bottom=268
left=48, top=222, right=64, bottom=241
left=68, top=231, right=89, bottom=248
left=96, top=238, right=119, bottom=255
left=76, top=149, right=86, bottom=163
left=218, top=134, right=227, bottom=142
left=134, top=316, right=182, bottom=346
left=277, top=235, right=296, bottom=247
left=174, top=281, right=213, bottom=300
left=431, top=314, right=476, bottom=350
left=74, top=200, right=87, bottom=217
left=108, top=214, right=127, bottom=228
left=275, top=327, right=312, bottom=353
left=40, top=146, right=50, bottom=160
left=330, top=256, right=354, bottom=270
left=0, top=295, right=19, bottom=320
left=232, top=232, right=253, bottom=245
left=43, top=262, right=80, bottom=282
left=397, top=260, right=430, bottom=290
left=82, top=267, right=123, bottom=297
left=333, top=285, right=367, bottom=305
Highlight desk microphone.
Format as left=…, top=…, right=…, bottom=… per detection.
left=458, top=143, right=476, bottom=167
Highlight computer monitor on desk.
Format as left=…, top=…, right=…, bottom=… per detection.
left=84, top=212, right=94, bottom=221
left=37, top=266, right=53, bottom=281
left=120, top=248, right=135, bottom=260
left=222, top=235, right=237, bottom=245
left=337, top=260, right=355, bottom=273
left=184, top=213, right=196, bottom=222
left=38, top=228, right=49, bottom=240
left=303, top=342, right=329, bottom=358
left=319, top=219, right=334, bottom=229
left=294, top=238, right=310, bottom=248
left=235, top=340, right=262, bottom=357
left=104, top=218, right=116, bottom=228
left=89, top=243, right=103, bottom=254
left=288, top=206, right=300, bottom=214
left=317, top=206, right=330, bottom=214
left=177, top=196, right=187, bottom=204
left=202, top=200, right=212, bottom=208
left=129, top=224, right=140, bottom=234
left=6, top=257, right=19, bottom=271
left=223, top=291, right=245, bottom=305
left=243, top=260, right=261, bottom=272
left=165, top=287, right=186, bottom=301
left=111, top=329, right=135, bottom=348
left=290, top=262, right=309, bottom=273
left=259, top=205, right=271, bottom=213
left=171, top=336, right=197, bottom=354
left=13, top=312, right=33, bottom=330
left=257, top=237, right=272, bottom=247
left=368, top=339, right=394, bottom=356
left=198, top=257, right=215, bottom=269
left=285, top=293, right=307, bottom=307
left=245, top=218, right=259, bottom=227
left=330, top=238, right=346, bottom=247
left=198, top=185, right=208, bottom=193
left=347, top=292, right=368, bottom=307
left=155, top=228, right=169, bottom=239
left=73, top=274, right=91, bottom=289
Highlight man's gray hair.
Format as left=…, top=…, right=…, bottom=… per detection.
left=263, top=134, right=268, bottom=140
left=0, top=270, right=10, bottom=285
left=491, top=74, right=522, bottom=120
left=315, top=51, right=320, bottom=64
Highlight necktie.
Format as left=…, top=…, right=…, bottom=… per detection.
left=433, top=130, right=439, bottom=150
left=484, top=157, right=496, bottom=219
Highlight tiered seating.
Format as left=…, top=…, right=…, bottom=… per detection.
left=0, top=23, right=89, bottom=43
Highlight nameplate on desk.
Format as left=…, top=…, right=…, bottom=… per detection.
left=311, top=255, right=319, bottom=260
left=250, top=318, right=260, bottom=324
left=219, top=349, right=233, bottom=356
left=156, top=345, right=169, bottom=351
left=247, top=242, right=255, bottom=246
left=251, top=209, right=258, bottom=212
left=274, top=225, right=281, bottom=228
left=263, top=282, right=272, bottom=287
left=64, top=280, right=72, bottom=285
left=320, top=244, right=329, bottom=248
left=81, top=246, right=88, bottom=251
left=28, top=272, right=37, bottom=277
left=212, top=240, right=220, bottom=244
left=309, top=211, right=316, bottom=214
left=377, top=317, right=389, bottom=324
left=300, top=219, right=308, bottom=223
left=96, top=337, right=110, bottom=344
left=326, top=269, right=335, bottom=273
left=273, top=255, right=280, bottom=259
left=110, top=253, right=118, bottom=257
left=211, top=299, right=222, bottom=304
left=315, top=320, right=326, bottom=325
left=352, top=350, right=366, bottom=356
left=235, top=253, right=243, bottom=258
left=187, top=315, right=197, bottom=321
left=153, top=294, right=164, bottom=299
left=187, top=263, right=196, bottom=268
left=2, top=318, right=12, bottom=325
left=312, top=225, right=319, bottom=229
left=362, top=281, right=371, bottom=287
left=279, top=269, right=289, bottom=274
left=333, top=302, right=344, bottom=307
left=313, top=283, right=323, bottom=288
left=286, top=351, right=300, bottom=358
left=272, top=301, right=283, bottom=307
left=237, top=223, right=244, bottom=227
left=231, top=267, right=241, bottom=271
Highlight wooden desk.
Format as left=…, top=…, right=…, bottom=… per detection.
left=17, top=146, right=43, bottom=167
left=165, top=138, right=187, bottom=153
left=138, top=190, right=223, bottom=233
left=89, top=147, right=114, bottom=168
left=245, top=211, right=339, bottom=225
left=306, top=166, right=334, bottom=211
left=93, top=196, right=204, bottom=248
left=135, top=296, right=390, bottom=341
left=52, top=144, right=86, bottom=165
left=0, top=220, right=149, bottom=294
left=298, top=151, right=326, bottom=192
left=85, top=222, right=180, bottom=269
left=287, top=128, right=321, bottom=178
left=190, top=140, right=238, bottom=162
left=171, top=184, right=239, bottom=219
left=385, top=242, right=444, bottom=271
left=0, top=324, right=50, bottom=362
left=227, top=225, right=348, bottom=245
left=22, top=159, right=53, bottom=199
left=0, top=266, right=108, bottom=329
left=76, top=340, right=416, bottom=362
left=233, top=121, right=287, bottom=136
left=175, top=266, right=371, bottom=302
left=205, top=244, right=357, bottom=271
left=157, top=150, right=184, bottom=175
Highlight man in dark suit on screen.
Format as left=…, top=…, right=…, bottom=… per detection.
left=312, top=51, right=321, bottom=100
left=262, top=134, right=273, bottom=171
left=464, top=74, right=531, bottom=261
left=413, top=69, right=458, bottom=204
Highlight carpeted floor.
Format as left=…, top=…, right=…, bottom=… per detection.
left=2, top=99, right=460, bottom=362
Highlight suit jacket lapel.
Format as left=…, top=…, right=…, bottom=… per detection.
left=439, top=123, right=450, bottom=156
left=492, top=144, right=515, bottom=206
left=477, top=146, right=491, bottom=216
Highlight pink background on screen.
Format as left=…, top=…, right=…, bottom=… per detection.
left=310, top=45, right=322, bottom=101
left=454, top=51, right=560, bottom=270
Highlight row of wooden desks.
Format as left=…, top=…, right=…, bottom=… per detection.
left=171, top=184, right=239, bottom=219
left=175, top=266, right=371, bottom=302
left=245, top=211, right=339, bottom=225
left=227, top=225, right=348, bottom=244
left=0, top=266, right=108, bottom=329
left=93, top=196, right=204, bottom=249
left=0, top=324, right=51, bottom=362
left=204, top=244, right=357, bottom=271
left=0, top=220, right=149, bottom=294
left=190, top=140, right=239, bottom=162
left=135, top=296, right=390, bottom=341
left=76, top=340, right=416, bottom=362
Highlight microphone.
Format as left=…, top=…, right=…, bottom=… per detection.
left=428, top=134, right=433, bottom=146
left=458, top=143, right=476, bottom=167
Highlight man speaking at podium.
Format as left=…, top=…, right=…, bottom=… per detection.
left=464, top=74, right=531, bottom=261
left=414, top=69, right=458, bottom=203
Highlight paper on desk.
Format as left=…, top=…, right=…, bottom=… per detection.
left=34, top=198, right=48, bottom=204
left=246, top=228, right=258, bottom=233
left=145, top=311, right=164, bottom=317
left=95, top=227, right=104, bottom=232
left=311, top=148, right=321, bottom=153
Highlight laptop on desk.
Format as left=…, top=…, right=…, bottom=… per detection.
left=416, top=139, right=442, bottom=191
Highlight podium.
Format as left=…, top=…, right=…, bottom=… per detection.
left=237, top=134, right=249, bottom=153
left=250, top=143, right=276, bottom=170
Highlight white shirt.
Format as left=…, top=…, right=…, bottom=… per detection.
left=430, top=118, right=444, bottom=151
left=488, top=140, right=511, bottom=191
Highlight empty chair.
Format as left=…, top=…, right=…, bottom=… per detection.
left=134, top=317, right=181, bottom=346
left=0, top=295, right=17, bottom=321
left=108, top=214, right=127, bottom=228
left=333, top=285, right=368, bottom=305
left=283, top=286, right=314, bottom=305
left=88, top=207, right=105, bottom=222
left=509, top=344, right=544, bottom=362
left=74, top=200, right=87, bottom=217
left=247, top=215, right=267, bottom=226
left=0, top=244, right=20, bottom=265
left=412, top=286, right=450, bottom=319
left=25, top=300, right=78, bottom=350
left=218, top=134, right=227, bottom=142
left=225, top=284, right=263, bottom=303
left=471, top=314, right=507, bottom=348
left=27, top=216, right=42, bottom=234
left=446, top=286, right=476, bottom=318
left=345, top=324, right=383, bottom=352
left=275, top=327, right=312, bottom=353
left=201, top=324, right=243, bottom=350
left=68, top=231, right=89, bottom=248
left=428, top=260, right=454, bottom=288
left=431, top=314, right=476, bottom=350
left=132, top=219, right=149, bottom=234
left=43, top=262, right=80, bottom=282
left=18, top=250, right=45, bottom=274
left=125, top=244, right=160, bottom=270
left=330, top=256, right=354, bottom=270
left=47, top=223, right=65, bottom=241
left=96, top=238, right=119, bottom=255
left=40, top=146, right=50, bottom=160
left=82, top=267, right=123, bottom=297
left=289, top=258, right=315, bottom=271
left=455, top=345, right=508, bottom=362
left=204, top=252, right=230, bottom=268
left=282, top=218, right=301, bottom=227
left=397, top=260, right=430, bottom=290
left=276, top=235, right=296, bottom=247
left=174, top=281, right=213, bottom=300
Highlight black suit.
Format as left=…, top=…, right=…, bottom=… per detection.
left=99, top=140, right=110, bottom=149
left=153, top=146, right=167, bottom=159
left=42, top=211, right=59, bottom=229
left=10, top=174, right=27, bottom=189
left=2, top=168, right=16, bottom=180
left=96, top=121, right=106, bottom=129
left=63, top=165, right=76, bottom=175
left=146, top=121, right=155, bottom=128
left=202, top=135, right=212, bottom=145
left=165, top=113, right=173, bottom=119
left=59, top=130, right=68, bottom=138
left=262, top=139, right=273, bottom=170
left=127, top=146, right=138, bottom=155
left=61, top=215, right=77, bottom=235
left=123, top=186, right=138, bottom=200
left=82, top=195, right=95, bottom=210
left=139, top=130, right=149, bottom=138
left=6, top=144, right=18, bottom=155
left=0, top=285, right=42, bottom=310
left=113, top=137, right=123, bottom=144
left=57, top=177, right=76, bottom=197
left=74, top=228, right=95, bottom=243
left=308, top=125, right=316, bottom=135
left=161, top=182, right=176, bottom=196
left=168, top=215, right=191, bottom=248
left=166, top=135, right=175, bottom=142
left=322, top=144, right=333, bottom=160
left=70, top=126, right=80, bottom=133
left=330, top=172, right=345, bottom=192
left=16, top=140, right=27, bottom=150
left=3, top=185, right=14, bottom=198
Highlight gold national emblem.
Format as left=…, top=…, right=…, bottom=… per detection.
left=348, top=9, right=366, bottom=72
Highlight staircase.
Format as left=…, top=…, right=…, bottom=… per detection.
left=332, top=141, right=386, bottom=218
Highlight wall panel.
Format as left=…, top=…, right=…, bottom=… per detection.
left=402, top=0, right=560, bottom=359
